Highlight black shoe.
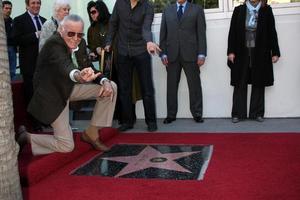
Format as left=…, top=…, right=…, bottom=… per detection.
left=232, top=117, right=240, bottom=123
left=194, top=116, right=204, bottom=123
left=163, top=117, right=176, bottom=124
left=118, top=124, right=133, bottom=132
left=147, top=123, right=157, bottom=132
left=255, top=116, right=264, bottom=122
left=32, top=125, right=43, bottom=132
left=16, top=125, right=28, bottom=151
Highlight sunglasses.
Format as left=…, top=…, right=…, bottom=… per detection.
left=90, top=10, right=97, bottom=15
left=67, top=31, right=84, bottom=39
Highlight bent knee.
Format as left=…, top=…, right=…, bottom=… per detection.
left=57, top=140, right=75, bottom=153
left=110, top=81, right=117, bottom=93
left=64, top=143, right=75, bottom=153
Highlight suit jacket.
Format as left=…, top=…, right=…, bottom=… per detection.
left=28, top=33, right=105, bottom=125
left=12, top=12, right=46, bottom=76
left=159, top=2, right=207, bottom=62
left=227, top=4, right=280, bottom=87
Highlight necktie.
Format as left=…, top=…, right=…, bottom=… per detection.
left=177, top=5, right=183, bottom=20
left=71, top=52, right=78, bottom=68
left=34, top=16, right=41, bottom=31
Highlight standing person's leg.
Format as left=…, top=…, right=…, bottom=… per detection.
left=22, top=72, right=42, bottom=131
left=249, top=86, right=265, bottom=121
left=110, top=54, right=122, bottom=124
left=248, top=46, right=265, bottom=122
left=29, top=101, right=74, bottom=155
left=232, top=85, right=248, bottom=121
left=231, top=53, right=250, bottom=123
left=116, top=54, right=134, bottom=131
left=165, top=60, right=182, bottom=121
left=69, top=83, right=117, bottom=150
left=132, top=68, right=142, bottom=124
left=134, top=52, right=157, bottom=131
left=182, top=61, right=203, bottom=121
left=8, top=46, right=17, bottom=80
left=21, top=73, right=34, bottom=107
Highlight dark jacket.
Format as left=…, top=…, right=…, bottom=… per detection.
left=87, top=22, right=109, bottom=53
left=227, top=4, right=280, bottom=87
left=12, top=12, right=46, bottom=76
left=106, top=0, right=154, bottom=56
left=160, top=2, right=206, bottom=62
left=4, top=17, right=15, bottom=46
left=28, top=33, right=105, bottom=125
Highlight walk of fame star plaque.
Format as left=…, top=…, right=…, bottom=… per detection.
left=71, top=144, right=213, bottom=180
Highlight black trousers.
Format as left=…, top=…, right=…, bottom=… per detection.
left=231, top=48, right=265, bottom=119
left=22, top=73, right=34, bottom=107
left=232, top=84, right=265, bottom=119
left=116, top=52, right=156, bottom=125
left=166, top=58, right=203, bottom=118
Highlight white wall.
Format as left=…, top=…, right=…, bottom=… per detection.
left=9, top=1, right=300, bottom=118
left=136, top=8, right=300, bottom=119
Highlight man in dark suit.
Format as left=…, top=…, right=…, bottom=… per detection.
left=12, top=0, right=46, bottom=130
left=16, top=14, right=117, bottom=155
left=159, top=0, right=207, bottom=124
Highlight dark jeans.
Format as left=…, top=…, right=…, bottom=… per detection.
left=8, top=46, right=16, bottom=80
left=116, top=52, right=156, bottom=125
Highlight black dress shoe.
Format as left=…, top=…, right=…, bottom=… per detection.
left=32, top=125, right=43, bottom=132
left=147, top=123, right=157, bottom=132
left=16, top=125, right=28, bottom=150
left=194, top=116, right=204, bottom=123
left=118, top=124, right=133, bottom=132
left=232, top=117, right=240, bottom=123
left=255, top=116, right=264, bottom=122
left=163, top=117, right=176, bottom=124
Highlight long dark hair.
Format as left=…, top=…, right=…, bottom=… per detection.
left=87, top=0, right=110, bottom=26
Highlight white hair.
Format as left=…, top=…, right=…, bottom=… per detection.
left=53, top=0, right=71, bottom=18
left=59, top=14, right=84, bottom=30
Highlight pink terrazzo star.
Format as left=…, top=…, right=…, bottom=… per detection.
left=102, top=145, right=201, bottom=177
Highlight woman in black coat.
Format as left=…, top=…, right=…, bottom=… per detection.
left=86, top=0, right=111, bottom=75
left=227, top=0, right=280, bottom=123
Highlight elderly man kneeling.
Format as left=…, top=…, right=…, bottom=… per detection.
left=17, top=14, right=117, bottom=155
